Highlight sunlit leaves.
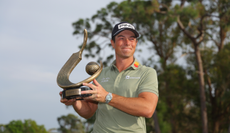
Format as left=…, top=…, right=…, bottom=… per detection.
left=1, top=119, right=48, bottom=133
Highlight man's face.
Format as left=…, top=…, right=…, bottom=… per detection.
left=111, top=30, right=138, bottom=59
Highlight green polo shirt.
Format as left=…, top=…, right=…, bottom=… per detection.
left=92, top=59, right=158, bottom=133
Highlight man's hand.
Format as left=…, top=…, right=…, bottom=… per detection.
left=59, top=90, right=98, bottom=119
left=59, top=91, right=76, bottom=106
left=82, top=79, right=109, bottom=103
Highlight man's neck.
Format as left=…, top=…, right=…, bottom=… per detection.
left=115, top=57, right=134, bottom=72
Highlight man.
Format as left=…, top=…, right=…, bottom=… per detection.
left=60, top=22, right=159, bottom=133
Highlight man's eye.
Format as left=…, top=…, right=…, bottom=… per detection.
left=129, top=38, right=135, bottom=41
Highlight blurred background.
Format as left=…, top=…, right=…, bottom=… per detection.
left=1, top=0, right=230, bottom=133
left=0, top=0, right=123, bottom=131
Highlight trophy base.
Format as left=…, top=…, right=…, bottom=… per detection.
left=62, top=86, right=92, bottom=100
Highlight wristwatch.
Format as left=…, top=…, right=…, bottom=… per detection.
left=105, top=92, right=112, bottom=104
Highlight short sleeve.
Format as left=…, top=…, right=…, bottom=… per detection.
left=137, top=68, right=158, bottom=97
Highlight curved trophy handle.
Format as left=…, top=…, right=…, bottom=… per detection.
left=57, top=29, right=103, bottom=89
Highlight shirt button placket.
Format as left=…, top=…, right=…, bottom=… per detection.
left=114, top=72, right=122, bottom=88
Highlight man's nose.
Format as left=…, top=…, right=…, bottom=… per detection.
left=124, top=38, right=131, bottom=45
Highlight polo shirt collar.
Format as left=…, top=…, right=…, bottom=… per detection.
left=130, top=58, right=141, bottom=69
left=111, top=58, right=141, bottom=71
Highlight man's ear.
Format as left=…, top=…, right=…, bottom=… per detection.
left=111, top=40, right=115, bottom=48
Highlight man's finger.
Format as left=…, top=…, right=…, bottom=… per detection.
left=93, top=79, right=100, bottom=86
left=59, top=91, right=63, bottom=96
left=81, top=90, right=95, bottom=94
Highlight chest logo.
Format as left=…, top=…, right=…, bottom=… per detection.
left=126, top=75, right=140, bottom=79
left=101, top=77, right=110, bottom=82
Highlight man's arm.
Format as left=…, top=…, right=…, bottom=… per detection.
left=82, top=79, right=158, bottom=118
left=59, top=91, right=98, bottom=119
left=109, top=92, right=158, bottom=118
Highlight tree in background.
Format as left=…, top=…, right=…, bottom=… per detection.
left=175, top=0, right=230, bottom=132
left=71, top=0, right=230, bottom=133
left=174, top=0, right=230, bottom=132
left=57, top=113, right=85, bottom=133
left=0, top=119, right=48, bottom=133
